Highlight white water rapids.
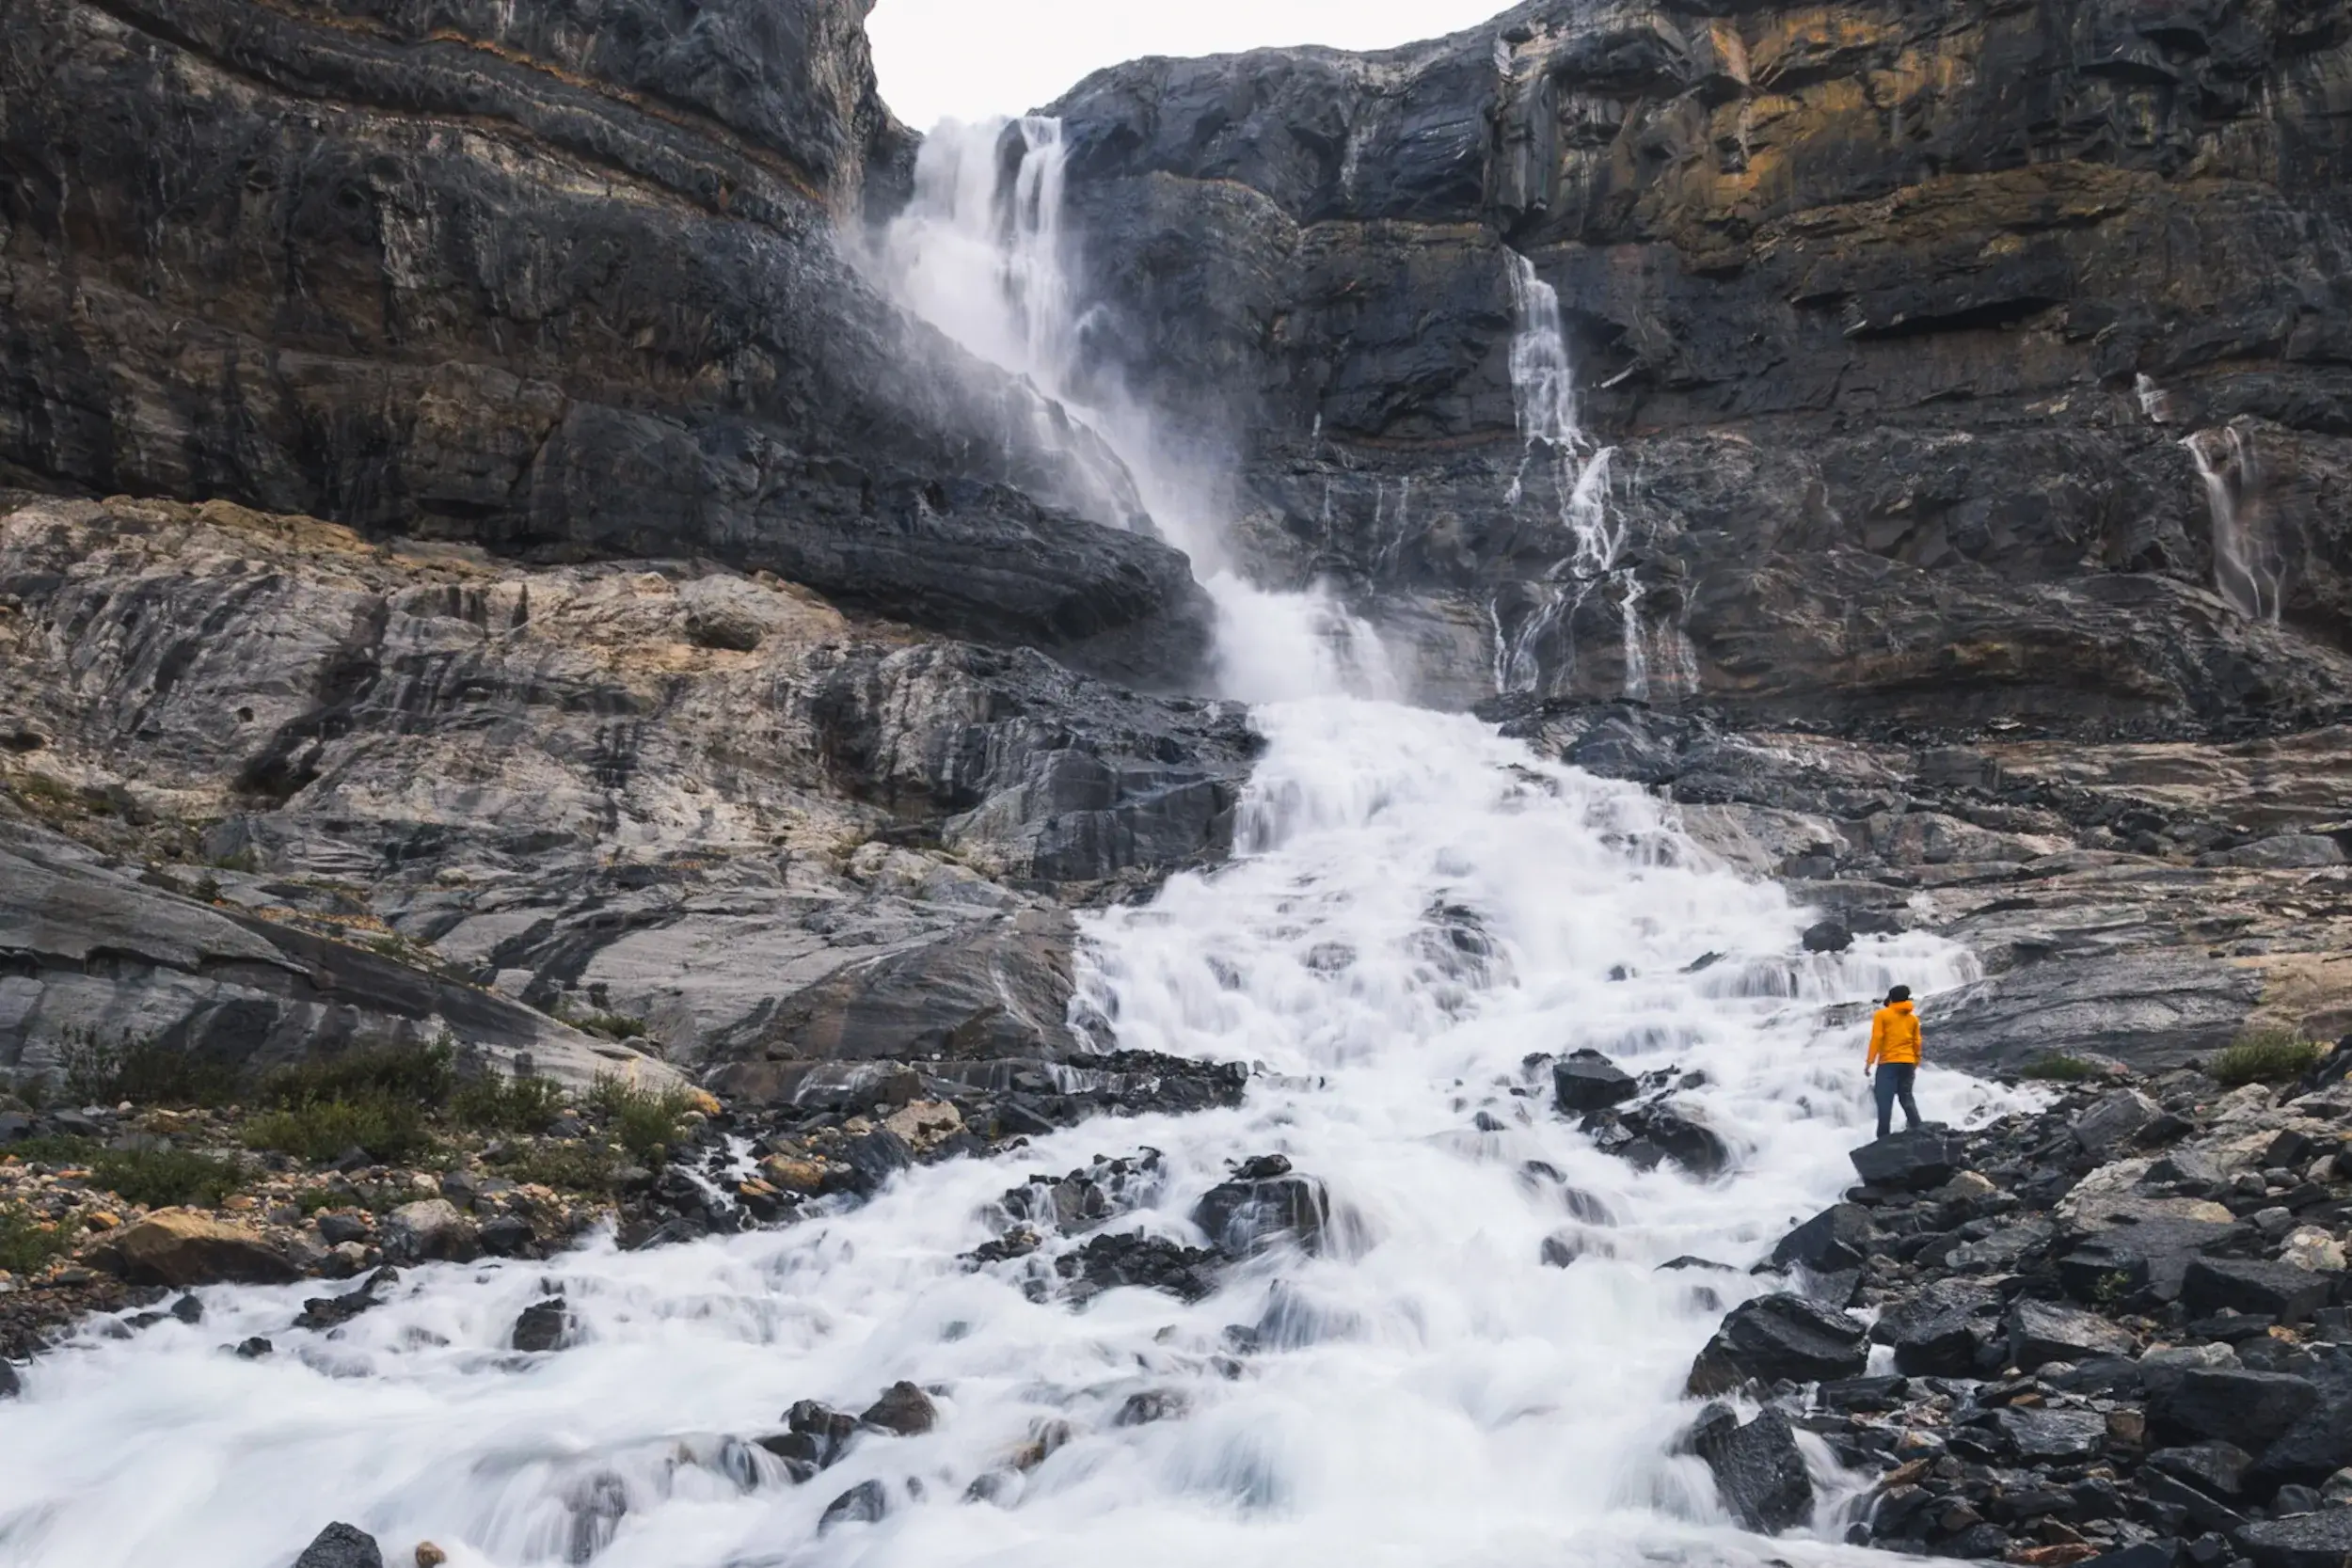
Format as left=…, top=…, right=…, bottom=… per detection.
left=1, top=119, right=2026, bottom=1568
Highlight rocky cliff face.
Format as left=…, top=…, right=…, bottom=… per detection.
left=0, top=494, right=1254, bottom=1092
left=1039, top=0, right=2352, bottom=722
left=0, top=0, right=1210, bottom=682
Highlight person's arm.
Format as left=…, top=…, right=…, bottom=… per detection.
left=1867, top=1011, right=1884, bottom=1069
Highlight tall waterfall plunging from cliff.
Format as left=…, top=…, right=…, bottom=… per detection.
left=881, top=118, right=1394, bottom=705
left=2, top=113, right=2013, bottom=1568
left=1499, top=253, right=1692, bottom=703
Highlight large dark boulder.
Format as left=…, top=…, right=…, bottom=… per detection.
left=1688, top=1293, right=1869, bottom=1394
left=1850, top=1131, right=1963, bottom=1192
left=1871, top=1279, right=2002, bottom=1377
left=2155, top=1370, right=2322, bottom=1452
left=2060, top=1218, right=2239, bottom=1305
left=1689, top=1403, right=1813, bottom=1534
left=2180, top=1259, right=2331, bottom=1325
left=1553, top=1050, right=1638, bottom=1113
left=2007, top=1298, right=2137, bottom=1371
left=1770, top=1204, right=1875, bottom=1275
left=293, top=1524, right=383, bottom=1568
left=2239, top=1511, right=2352, bottom=1568
left=1191, top=1171, right=1330, bottom=1257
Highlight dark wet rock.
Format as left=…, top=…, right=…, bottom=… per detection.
left=2148, top=1442, right=2255, bottom=1498
left=381, top=1200, right=480, bottom=1267
left=2060, top=1219, right=2239, bottom=1305
left=1688, top=1292, right=1869, bottom=1394
left=859, top=1381, right=937, bottom=1436
left=1945, top=1216, right=2057, bottom=1274
left=0, top=1359, right=18, bottom=1399
left=477, top=1215, right=539, bottom=1259
left=511, top=1299, right=572, bottom=1354
left=2180, top=1258, right=2330, bottom=1325
left=1553, top=1051, right=1638, bottom=1113
left=1983, top=1405, right=2109, bottom=1462
left=292, top=1523, right=383, bottom=1568
left=1587, top=1101, right=1730, bottom=1178
left=2079, top=1544, right=2181, bottom=1568
left=2156, top=1370, right=2321, bottom=1451
left=1690, top=1403, right=1814, bottom=1534
left=1850, top=1130, right=1963, bottom=1192
left=1802, top=921, right=1854, bottom=955
left=1190, top=1173, right=1329, bottom=1256
left=2238, top=1510, right=2352, bottom=1568
left=780, top=1401, right=860, bottom=1471
left=314, top=1213, right=370, bottom=1248
left=294, top=1268, right=401, bottom=1334
left=828, top=1131, right=915, bottom=1198
left=1056, top=1232, right=1222, bottom=1305
left=1871, top=1279, right=2003, bottom=1377
left=1115, top=1390, right=1187, bottom=1427
left=2074, top=1089, right=2165, bottom=1155
left=233, top=1337, right=274, bottom=1359
left=1771, top=1204, right=1875, bottom=1275
left=2008, top=1297, right=2137, bottom=1371
left=818, top=1479, right=888, bottom=1533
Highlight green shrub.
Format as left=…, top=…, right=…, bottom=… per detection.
left=495, top=1140, right=619, bottom=1192
left=256, top=1040, right=456, bottom=1112
left=85, top=1147, right=246, bottom=1210
left=7, top=1134, right=99, bottom=1166
left=586, top=1073, right=698, bottom=1163
left=0, top=1203, right=72, bottom=1275
left=2019, top=1055, right=2102, bottom=1083
left=242, top=1096, right=434, bottom=1164
left=448, top=1071, right=566, bottom=1134
left=59, top=1034, right=239, bottom=1108
left=2206, top=1029, right=2326, bottom=1087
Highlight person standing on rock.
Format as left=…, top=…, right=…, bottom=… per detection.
left=1867, top=985, right=1925, bottom=1139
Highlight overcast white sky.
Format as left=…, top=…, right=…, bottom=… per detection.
left=868, top=0, right=1515, bottom=129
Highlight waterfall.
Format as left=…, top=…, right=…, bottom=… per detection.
left=1497, top=252, right=1677, bottom=702
left=2184, top=424, right=2282, bottom=624
left=1, top=112, right=2014, bottom=1568
left=879, top=119, right=1394, bottom=705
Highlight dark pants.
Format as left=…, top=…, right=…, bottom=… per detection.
left=1874, top=1063, right=1922, bottom=1139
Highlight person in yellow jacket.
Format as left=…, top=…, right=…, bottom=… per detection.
left=1867, top=984, right=1924, bottom=1139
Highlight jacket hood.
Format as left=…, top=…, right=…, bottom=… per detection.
left=1882, top=1000, right=1916, bottom=1013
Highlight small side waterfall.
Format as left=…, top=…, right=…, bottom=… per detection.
left=1499, top=252, right=1692, bottom=702
left=2184, top=423, right=2283, bottom=625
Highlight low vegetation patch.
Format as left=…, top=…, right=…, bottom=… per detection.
left=61, top=1034, right=241, bottom=1108
left=85, top=1147, right=246, bottom=1210
left=449, top=1071, right=567, bottom=1134
left=494, top=1141, right=620, bottom=1193
left=2206, top=1028, right=2326, bottom=1087
left=586, top=1073, right=700, bottom=1164
left=0, top=1203, right=73, bottom=1275
left=2018, top=1055, right=2103, bottom=1083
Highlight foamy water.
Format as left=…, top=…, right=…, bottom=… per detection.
left=0, top=699, right=2023, bottom=1568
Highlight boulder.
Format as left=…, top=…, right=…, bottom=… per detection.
left=2181, top=1258, right=2330, bottom=1324
left=1598, top=1103, right=1732, bottom=1178
left=2074, top=1089, right=2162, bottom=1154
left=293, top=1524, right=384, bottom=1568
left=1987, top=1406, right=2110, bottom=1461
left=2148, top=1442, right=2254, bottom=1497
left=1801, top=921, right=1853, bottom=955
left=295, top=1268, right=401, bottom=1334
left=2239, top=1510, right=2352, bottom=1568
left=2156, top=1369, right=2321, bottom=1451
left=381, top=1201, right=481, bottom=1266
left=1688, top=1293, right=1869, bottom=1394
left=1770, top=1204, right=1875, bottom=1275
left=2008, top=1298, right=2137, bottom=1371
left=1690, top=1403, right=1813, bottom=1534
left=1850, top=1130, right=1963, bottom=1192
left=1553, top=1051, right=1638, bottom=1113
left=97, top=1211, right=298, bottom=1289
left=818, top=1479, right=888, bottom=1533
left=858, top=1381, right=938, bottom=1436
left=2060, top=1218, right=2238, bottom=1304
left=1871, top=1280, right=2002, bottom=1376
left=510, top=1299, right=571, bottom=1354
left=1191, top=1174, right=1329, bottom=1256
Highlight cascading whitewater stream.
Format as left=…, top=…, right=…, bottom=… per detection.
left=0, top=118, right=2021, bottom=1568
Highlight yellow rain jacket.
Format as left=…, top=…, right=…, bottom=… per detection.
left=1867, top=1000, right=1922, bottom=1068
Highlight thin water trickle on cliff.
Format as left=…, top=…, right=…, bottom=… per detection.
left=0, top=115, right=2022, bottom=1568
